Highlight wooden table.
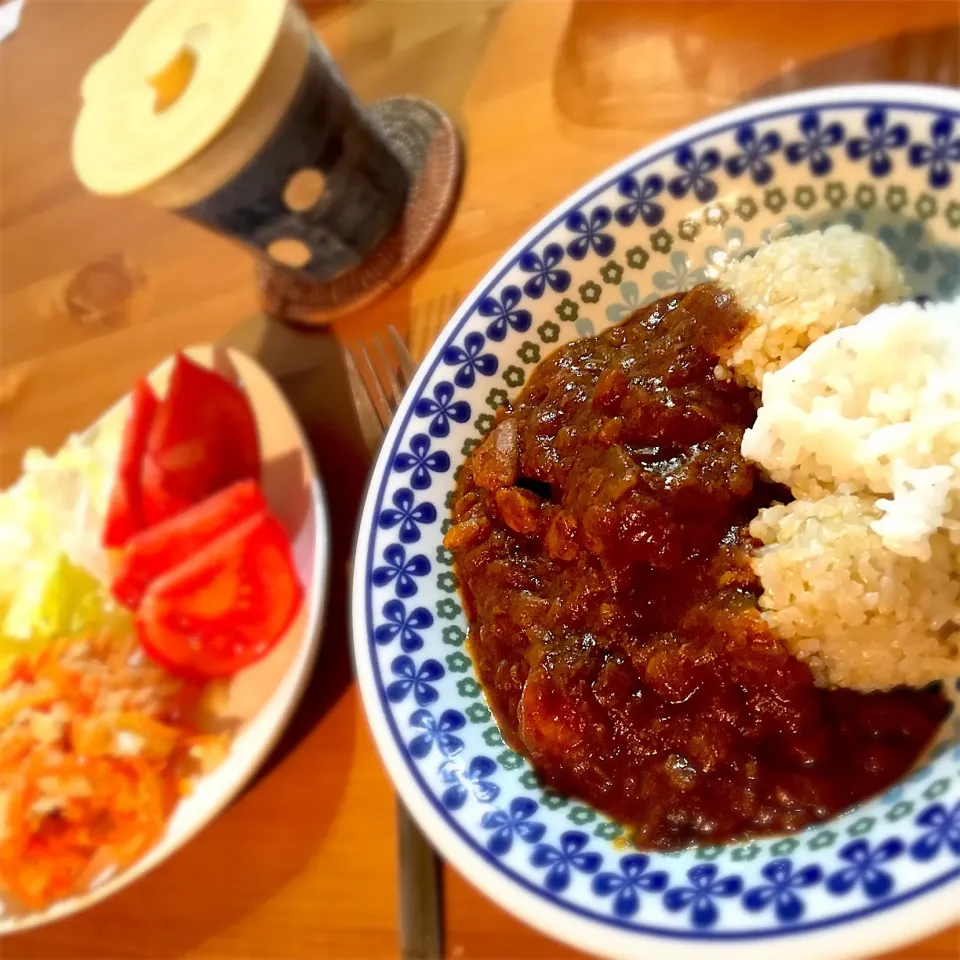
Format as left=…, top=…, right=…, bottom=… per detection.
left=2, top=1, right=959, bottom=957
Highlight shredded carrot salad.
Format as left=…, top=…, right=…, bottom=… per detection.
left=0, top=631, right=227, bottom=907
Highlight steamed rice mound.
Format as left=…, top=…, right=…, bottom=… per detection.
left=751, top=494, right=960, bottom=692
left=742, top=296, right=960, bottom=560
left=720, top=224, right=906, bottom=387
left=733, top=232, right=960, bottom=692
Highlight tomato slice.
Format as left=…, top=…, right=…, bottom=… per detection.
left=141, top=354, right=260, bottom=526
left=136, top=512, right=302, bottom=678
left=139, top=451, right=195, bottom=526
left=103, top=379, right=158, bottom=548
left=112, top=479, right=267, bottom=610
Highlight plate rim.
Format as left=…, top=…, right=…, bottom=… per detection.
left=0, top=344, right=332, bottom=935
left=351, top=82, right=960, bottom=960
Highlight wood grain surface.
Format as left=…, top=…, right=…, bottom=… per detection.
left=1, top=2, right=959, bottom=958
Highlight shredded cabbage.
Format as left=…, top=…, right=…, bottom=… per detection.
left=0, top=420, right=123, bottom=658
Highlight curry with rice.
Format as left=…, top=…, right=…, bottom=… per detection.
left=446, top=281, right=949, bottom=849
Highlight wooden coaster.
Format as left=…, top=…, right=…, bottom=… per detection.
left=257, top=96, right=463, bottom=325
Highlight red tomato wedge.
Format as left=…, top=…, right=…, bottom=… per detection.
left=136, top=512, right=303, bottom=678
left=141, top=355, right=260, bottom=526
left=139, top=452, right=195, bottom=527
left=103, top=379, right=158, bottom=548
left=112, top=480, right=267, bottom=610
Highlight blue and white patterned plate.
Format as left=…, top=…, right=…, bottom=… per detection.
left=351, top=85, right=960, bottom=960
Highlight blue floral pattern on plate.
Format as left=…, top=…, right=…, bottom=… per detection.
left=908, top=115, right=960, bottom=188
left=377, top=489, right=437, bottom=544
left=664, top=864, right=744, bottom=929
left=371, top=544, right=430, bottom=599
left=668, top=143, right=721, bottom=202
left=847, top=107, right=909, bottom=177
left=408, top=708, right=465, bottom=759
left=531, top=831, right=603, bottom=893
left=392, top=433, right=450, bottom=490
left=743, top=859, right=823, bottom=923
left=592, top=855, right=669, bottom=918
left=442, top=332, right=498, bottom=388
left=784, top=111, right=845, bottom=175
left=614, top=173, right=665, bottom=227
left=725, top=124, right=783, bottom=185
left=354, top=87, right=960, bottom=958
left=385, top=654, right=444, bottom=706
left=518, top=243, right=571, bottom=298
left=441, top=755, right=500, bottom=810
left=481, top=797, right=546, bottom=854
left=413, top=382, right=471, bottom=438
left=479, top=285, right=532, bottom=341
left=374, top=599, right=433, bottom=652
left=910, top=801, right=960, bottom=861
left=565, top=206, right=616, bottom=260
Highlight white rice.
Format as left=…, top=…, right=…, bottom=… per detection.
left=750, top=495, right=960, bottom=692
left=720, top=224, right=907, bottom=388
left=743, top=296, right=960, bottom=560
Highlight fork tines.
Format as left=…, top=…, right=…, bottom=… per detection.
left=343, top=325, right=418, bottom=441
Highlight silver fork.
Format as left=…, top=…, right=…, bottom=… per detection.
left=343, top=325, right=443, bottom=960
left=344, top=326, right=419, bottom=452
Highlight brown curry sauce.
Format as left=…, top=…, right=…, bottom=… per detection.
left=446, top=283, right=948, bottom=849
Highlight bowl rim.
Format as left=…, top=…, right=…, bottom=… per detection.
left=350, top=83, right=960, bottom=960
left=0, top=345, right=332, bottom=935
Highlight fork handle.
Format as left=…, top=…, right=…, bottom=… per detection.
left=397, top=798, right=444, bottom=960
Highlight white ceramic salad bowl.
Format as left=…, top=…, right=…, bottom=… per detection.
left=0, top=345, right=330, bottom=933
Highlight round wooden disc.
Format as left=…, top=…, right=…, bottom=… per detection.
left=74, top=0, right=290, bottom=198
left=256, top=96, right=463, bottom=325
